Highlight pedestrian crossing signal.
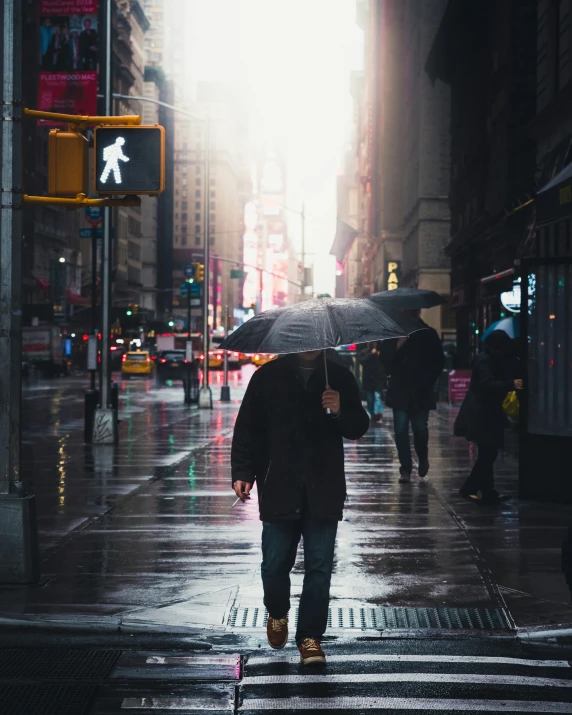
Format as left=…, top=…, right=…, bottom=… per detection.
left=94, top=125, right=165, bottom=195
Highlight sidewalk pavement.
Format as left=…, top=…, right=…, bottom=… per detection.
left=0, top=368, right=570, bottom=643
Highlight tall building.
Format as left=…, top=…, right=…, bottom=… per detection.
left=334, top=0, right=452, bottom=337
left=426, top=0, right=537, bottom=364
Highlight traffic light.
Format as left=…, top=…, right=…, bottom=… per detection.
left=126, top=305, right=133, bottom=317
left=48, top=129, right=89, bottom=197
left=194, top=263, right=205, bottom=283
left=94, top=125, right=165, bottom=195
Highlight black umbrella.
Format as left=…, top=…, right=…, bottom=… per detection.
left=368, top=287, right=446, bottom=311
left=219, top=297, right=423, bottom=355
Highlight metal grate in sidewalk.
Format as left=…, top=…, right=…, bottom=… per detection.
left=0, top=684, right=96, bottom=715
left=0, top=648, right=121, bottom=680
left=228, top=606, right=512, bottom=631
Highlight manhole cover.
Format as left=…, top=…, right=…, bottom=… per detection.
left=228, top=606, right=511, bottom=630
left=0, top=648, right=120, bottom=680
left=0, top=684, right=95, bottom=715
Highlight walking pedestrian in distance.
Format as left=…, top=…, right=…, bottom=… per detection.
left=381, top=311, right=444, bottom=484
left=455, top=330, right=523, bottom=504
left=231, top=350, right=369, bottom=664
left=358, top=342, right=386, bottom=425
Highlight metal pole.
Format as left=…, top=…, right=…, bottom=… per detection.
left=220, top=306, right=230, bottom=402
left=90, top=225, right=97, bottom=390
left=0, top=0, right=40, bottom=583
left=301, top=201, right=306, bottom=295
left=199, top=114, right=212, bottom=408
left=184, top=286, right=191, bottom=404
left=93, top=0, right=116, bottom=442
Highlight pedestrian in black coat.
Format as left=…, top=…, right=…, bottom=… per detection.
left=231, top=350, right=369, bottom=664
left=358, top=343, right=386, bottom=423
left=454, top=330, right=523, bottom=504
left=380, top=316, right=444, bottom=483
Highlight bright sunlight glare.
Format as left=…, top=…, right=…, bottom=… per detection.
left=186, top=0, right=363, bottom=295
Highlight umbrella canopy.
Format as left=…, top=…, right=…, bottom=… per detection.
left=482, top=316, right=519, bottom=341
left=368, top=287, right=446, bottom=311
left=219, top=297, right=423, bottom=354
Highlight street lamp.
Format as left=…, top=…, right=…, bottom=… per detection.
left=58, top=256, right=66, bottom=263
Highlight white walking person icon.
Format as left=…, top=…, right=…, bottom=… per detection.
left=100, top=136, right=129, bottom=185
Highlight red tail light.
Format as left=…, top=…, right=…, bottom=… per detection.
left=146, top=357, right=151, bottom=363
left=216, top=353, right=222, bottom=359
left=160, top=358, right=167, bottom=364
left=122, top=354, right=126, bottom=363
left=151, top=355, right=157, bottom=360
left=199, top=354, right=204, bottom=360
left=183, top=359, right=189, bottom=364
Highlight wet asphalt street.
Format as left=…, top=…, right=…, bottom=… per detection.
left=1, top=366, right=572, bottom=713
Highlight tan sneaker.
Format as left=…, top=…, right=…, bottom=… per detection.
left=298, top=637, right=326, bottom=665
left=266, top=616, right=288, bottom=649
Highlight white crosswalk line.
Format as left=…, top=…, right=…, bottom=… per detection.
left=243, top=672, right=572, bottom=688
left=241, top=697, right=572, bottom=712
left=247, top=653, right=571, bottom=668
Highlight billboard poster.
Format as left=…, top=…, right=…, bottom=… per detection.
left=38, top=1, right=99, bottom=118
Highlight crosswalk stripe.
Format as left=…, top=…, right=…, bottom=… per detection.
left=243, top=672, right=572, bottom=687
left=247, top=654, right=571, bottom=668
left=240, top=697, right=572, bottom=712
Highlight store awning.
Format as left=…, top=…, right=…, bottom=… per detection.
left=35, top=277, right=50, bottom=291
left=536, top=161, right=572, bottom=226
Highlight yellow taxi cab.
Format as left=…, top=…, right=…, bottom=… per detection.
left=251, top=353, right=277, bottom=367
left=197, top=350, right=225, bottom=369
left=121, top=350, right=153, bottom=378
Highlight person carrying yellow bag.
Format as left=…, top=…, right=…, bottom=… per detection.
left=502, top=390, right=520, bottom=424
left=454, top=330, right=523, bottom=504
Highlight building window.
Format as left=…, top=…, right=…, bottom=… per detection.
left=210, top=178, right=215, bottom=186
left=210, top=213, right=215, bottom=223
left=210, top=201, right=215, bottom=209
left=182, top=235, right=187, bottom=246
left=195, top=235, right=201, bottom=246
left=196, top=190, right=201, bottom=197
left=182, top=202, right=188, bottom=210
left=196, top=166, right=201, bottom=174
left=195, top=213, right=200, bottom=221
left=210, top=190, right=216, bottom=198
left=195, top=224, right=201, bottom=233
left=196, top=178, right=201, bottom=186
left=182, top=213, right=187, bottom=221
left=195, top=201, right=200, bottom=209
left=175, top=213, right=179, bottom=219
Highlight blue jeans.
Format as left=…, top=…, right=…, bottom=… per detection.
left=393, top=409, right=429, bottom=475
left=261, top=516, right=338, bottom=645
left=365, top=390, right=384, bottom=418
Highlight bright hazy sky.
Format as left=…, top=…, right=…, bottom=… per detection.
left=188, top=0, right=363, bottom=295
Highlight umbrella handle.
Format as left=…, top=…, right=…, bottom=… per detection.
left=324, top=351, right=331, bottom=415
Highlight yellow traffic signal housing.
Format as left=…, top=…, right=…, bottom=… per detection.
left=94, top=125, right=165, bottom=195
left=193, top=263, right=205, bottom=283
left=48, top=130, right=89, bottom=197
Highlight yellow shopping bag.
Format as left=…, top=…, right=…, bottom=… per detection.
left=502, top=390, right=520, bottom=423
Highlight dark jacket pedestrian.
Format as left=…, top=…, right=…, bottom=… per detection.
left=380, top=318, right=444, bottom=482
left=358, top=344, right=386, bottom=392
left=358, top=344, right=386, bottom=421
left=232, top=352, right=369, bottom=522
left=231, top=350, right=368, bottom=663
left=455, top=330, right=522, bottom=503
left=383, top=321, right=444, bottom=412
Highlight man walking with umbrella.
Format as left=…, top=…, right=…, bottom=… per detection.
left=232, top=349, right=369, bottom=664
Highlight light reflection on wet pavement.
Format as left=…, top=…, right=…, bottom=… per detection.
left=1, top=366, right=571, bottom=633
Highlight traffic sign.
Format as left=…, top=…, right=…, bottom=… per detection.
left=85, top=206, right=103, bottom=226
left=80, top=228, right=102, bottom=238
left=190, top=282, right=201, bottom=295
left=230, top=269, right=245, bottom=279
left=180, top=282, right=189, bottom=296
left=184, top=264, right=195, bottom=279
left=94, top=125, right=165, bottom=195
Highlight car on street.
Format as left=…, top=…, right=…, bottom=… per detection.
left=211, top=335, right=242, bottom=370
left=156, top=349, right=194, bottom=384
left=121, top=350, right=153, bottom=378
left=251, top=353, right=277, bottom=367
